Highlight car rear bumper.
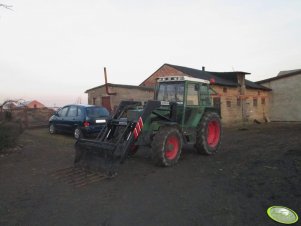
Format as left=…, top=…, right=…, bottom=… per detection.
left=81, top=125, right=105, bottom=136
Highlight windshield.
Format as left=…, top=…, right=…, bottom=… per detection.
left=86, top=107, right=109, bottom=118
left=156, top=82, right=184, bottom=103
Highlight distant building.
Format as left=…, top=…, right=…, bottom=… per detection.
left=17, top=100, right=46, bottom=109
left=140, top=64, right=271, bottom=125
left=85, top=63, right=271, bottom=125
left=257, top=69, right=301, bottom=121
left=2, top=102, right=17, bottom=110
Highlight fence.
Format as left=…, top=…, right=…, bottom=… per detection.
left=0, top=108, right=55, bottom=128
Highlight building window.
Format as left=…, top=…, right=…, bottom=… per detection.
left=213, top=97, right=221, bottom=109
left=93, top=97, right=96, bottom=105
left=237, top=98, right=241, bottom=106
left=223, top=87, right=227, bottom=93
left=253, top=98, right=258, bottom=107
left=226, top=100, right=231, bottom=107
left=261, top=98, right=266, bottom=105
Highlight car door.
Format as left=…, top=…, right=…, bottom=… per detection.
left=65, top=105, right=80, bottom=132
left=55, top=106, right=69, bottom=132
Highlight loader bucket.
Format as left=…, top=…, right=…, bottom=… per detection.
left=74, top=140, right=120, bottom=177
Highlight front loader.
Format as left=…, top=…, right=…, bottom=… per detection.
left=74, top=76, right=222, bottom=176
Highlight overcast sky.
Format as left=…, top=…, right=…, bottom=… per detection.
left=1, top=0, right=300, bottom=107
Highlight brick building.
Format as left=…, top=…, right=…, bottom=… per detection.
left=85, top=83, right=154, bottom=112
left=257, top=69, right=301, bottom=121
left=140, top=64, right=271, bottom=125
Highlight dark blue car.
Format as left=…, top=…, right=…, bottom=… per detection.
left=49, top=104, right=109, bottom=139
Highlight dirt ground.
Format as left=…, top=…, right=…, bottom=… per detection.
left=0, top=123, right=300, bottom=226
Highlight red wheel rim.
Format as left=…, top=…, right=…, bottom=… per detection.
left=165, top=135, right=179, bottom=160
left=207, top=120, right=220, bottom=148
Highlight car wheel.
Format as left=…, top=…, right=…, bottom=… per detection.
left=49, top=123, right=56, bottom=134
left=74, top=127, right=83, bottom=140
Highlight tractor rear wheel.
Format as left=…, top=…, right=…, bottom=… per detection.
left=152, top=127, right=182, bottom=166
left=195, top=111, right=222, bottom=155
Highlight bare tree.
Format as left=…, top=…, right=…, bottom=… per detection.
left=0, top=3, right=13, bottom=11
left=75, top=97, right=82, bottom=104
left=0, top=99, right=25, bottom=111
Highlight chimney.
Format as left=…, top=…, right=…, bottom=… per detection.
left=202, top=66, right=205, bottom=71
left=104, top=67, right=117, bottom=95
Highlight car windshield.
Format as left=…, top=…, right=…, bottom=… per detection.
left=86, top=107, right=109, bottom=118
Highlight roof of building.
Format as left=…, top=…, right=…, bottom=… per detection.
left=16, top=100, right=45, bottom=108
left=156, top=64, right=271, bottom=90
left=257, top=69, right=301, bottom=84
left=85, top=83, right=154, bottom=93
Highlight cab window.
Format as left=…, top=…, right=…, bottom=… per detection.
left=157, top=83, right=184, bottom=103
left=186, top=83, right=199, bottom=105
left=200, top=84, right=210, bottom=106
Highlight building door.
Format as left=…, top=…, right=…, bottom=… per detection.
left=213, top=97, right=221, bottom=116
left=102, top=96, right=112, bottom=112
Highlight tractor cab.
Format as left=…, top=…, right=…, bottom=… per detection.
left=148, top=76, right=214, bottom=137
left=155, top=76, right=211, bottom=107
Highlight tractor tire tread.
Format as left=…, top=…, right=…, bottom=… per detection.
left=195, top=111, right=222, bottom=155
left=152, top=127, right=182, bottom=166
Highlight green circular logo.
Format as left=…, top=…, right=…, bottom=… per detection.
left=267, top=206, right=299, bottom=224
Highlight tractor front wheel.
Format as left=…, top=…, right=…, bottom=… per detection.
left=195, top=111, right=222, bottom=155
left=152, top=127, right=182, bottom=166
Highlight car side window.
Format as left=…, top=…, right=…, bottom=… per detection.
left=58, top=107, right=69, bottom=117
left=78, top=107, right=83, bottom=117
left=67, top=106, right=77, bottom=117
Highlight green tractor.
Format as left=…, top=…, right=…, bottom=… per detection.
left=75, top=76, right=222, bottom=176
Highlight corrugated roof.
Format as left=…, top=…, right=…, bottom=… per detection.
left=257, top=69, right=301, bottom=84
left=166, top=64, right=271, bottom=90
left=278, top=69, right=301, bottom=76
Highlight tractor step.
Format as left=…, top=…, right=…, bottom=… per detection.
left=51, top=167, right=108, bottom=187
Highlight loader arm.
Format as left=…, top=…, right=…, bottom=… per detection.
left=74, top=100, right=161, bottom=175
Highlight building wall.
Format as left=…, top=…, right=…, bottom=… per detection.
left=260, top=74, right=301, bottom=121
left=87, top=85, right=154, bottom=112
left=212, top=86, right=269, bottom=125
